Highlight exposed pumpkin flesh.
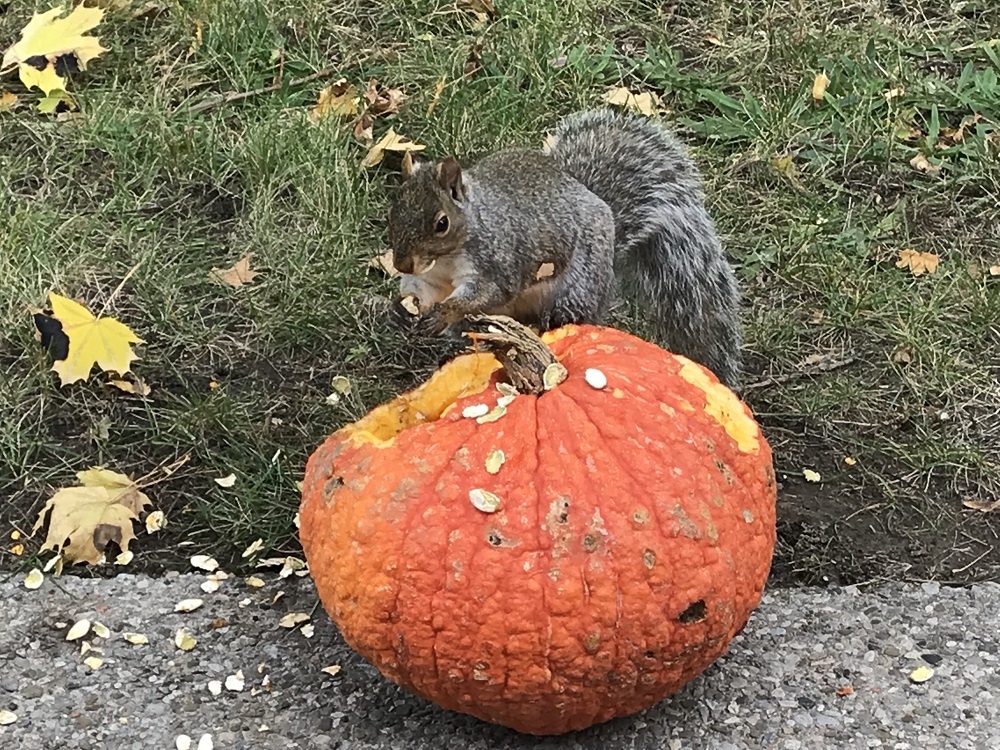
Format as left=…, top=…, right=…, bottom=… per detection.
left=675, top=358, right=761, bottom=454
left=300, top=324, right=776, bottom=735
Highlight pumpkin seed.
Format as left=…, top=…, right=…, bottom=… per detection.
left=469, top=488, right=502, bottom=513
left=584, top=368, right=608, bottom=389
left=462, top=403, right=490, bottom=419
left=496, top=382, right=518, bottom=398
left=497, top=394, right=516, bottom=408
left=543, top=363, right=568, bottom=390
left=485, top=450, right=505, bottom=474
left=476, top=404, right=507, bottom=423
left=400, top=296, right=420, bottom=315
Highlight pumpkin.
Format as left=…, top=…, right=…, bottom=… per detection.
left=299, top=318, right=776, bottom=735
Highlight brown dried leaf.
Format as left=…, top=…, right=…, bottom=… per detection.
left=464, top=42, right=483, bottom=79
left=362, top=78, right=406, bottom=117
left=909, top=153, right=941, bottom=176
left=209, top=255, right=260, bottom=287
left=895, top=249, right=939, bottom=276
left=0, top=90, right=17, bottom=112
left=352, top=113, right=374, bottom=144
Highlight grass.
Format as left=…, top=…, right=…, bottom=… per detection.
left=1, top=0, right=998, bottom=584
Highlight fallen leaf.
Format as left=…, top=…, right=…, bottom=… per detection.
left=308, top=79, right=359, bottom=124
left=2, top=5, right=108, bottom=97
left=939, top=113, right=983, bottom=146
left=0, top=90, right=17, bottom=111
left=0, top=709, right=17, bottom=725
left=107, top=376, right=151, bottom=396
left=812, top=72, right=830, bottom=101
left=461, top=0, right=497, bottom=17
left=909, top=152, right=941, bottom=176
left=32, top=468, right=152, bottom=565
left=962, top=498, right=1000, bottom=512
left=123, top=632, right=148, bottom=645
left=321, top=665, right=342, bottom=677
left=705, top=34, right=727, bottom=47
left=836, top=685, right=854, bottom=696
left=989, top=265, right=1000, bottom=276
left=210, top=617, right=228, bottom=629
left=209, top=256, right=260, bottom=287
left=175, top=598, right=204, bottom=612
left=23, top=568, right=44, bottom=589
left=37, top=89, right=77, bottom=114
left=464, top=41, right=483, bottom=79
left=352, top=112, right=374, bottom=143
left=145, top=509, right=166, bottom=533
left=426, top=76, right=446, bottom=117
left=362, top=78, right=406, bottom=116
left=601, top=87, right=661, bottom=117
left=40, top=293, right=143, bottom=386
left=909, top=665, right=934, bottom=683
left=895, top=249, right=939, bottom=276
left=190, top=554, right=219, bottom=571
left=66, top=619, right=92, bottom=641
left=803, top=469, right=821, bottom=483
left=174, top=628, right=197, bottom=651
left=360, top=128, right=426, bottom=169
left=770, top=154, right=800, bottom=185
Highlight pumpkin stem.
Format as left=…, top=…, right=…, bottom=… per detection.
left=461, top=315, right=559, bottom=395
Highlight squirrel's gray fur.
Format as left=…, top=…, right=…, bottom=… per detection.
left=387, top=108, right=742, bottom=388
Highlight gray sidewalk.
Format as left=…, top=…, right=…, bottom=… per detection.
left=1, top=573, right=997, bottom=749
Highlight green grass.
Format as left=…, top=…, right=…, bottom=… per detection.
left=1, top=0, right=998, bottom=583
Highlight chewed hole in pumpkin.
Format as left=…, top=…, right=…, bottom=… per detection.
left=677, top=600, right=707, bottom=624
left=346, top=352, right=502, bottom=445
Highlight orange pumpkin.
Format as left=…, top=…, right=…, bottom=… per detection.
left=299, top=321, right=776, bottom=735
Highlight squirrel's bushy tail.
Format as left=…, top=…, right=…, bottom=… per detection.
left=545, top=109, right=742, bottom=388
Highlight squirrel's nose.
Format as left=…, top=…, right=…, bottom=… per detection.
left=394, top=253, right=415, bottom=274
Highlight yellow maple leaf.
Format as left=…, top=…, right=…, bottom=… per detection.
left=601, top=86, right=661, bottom=116
left=812, top=71, right=830, bottom=101
left=47, top=292, right=144, bottom=386
left=209, top=255, right=261, bottom=287
left=2, top=5, right=108, bottom=96
left=32, top=467, right=152, bottom=565
left=895, top=248, right=940, bottom=276
left=308, top=79, right=359, bottom=124
left=360, top=127, right=426, bottom=169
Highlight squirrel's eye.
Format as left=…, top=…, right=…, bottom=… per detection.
left=434, top=213, right=450, bottom=235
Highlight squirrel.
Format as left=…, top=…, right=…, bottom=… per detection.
left=386, top=108, right=742, bottom=388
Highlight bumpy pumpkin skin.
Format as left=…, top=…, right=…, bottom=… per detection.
left=300, top=324, right=776, bottom=736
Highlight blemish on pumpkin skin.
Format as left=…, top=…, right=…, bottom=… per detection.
left=642, top=549, right=656, bottom=569
left=581, top=534, right=599, bottom=552
left=632, top=508, right=650, bottom=526
left=612, top=388, right=625, bottom=399
left=659, top=402, right=676, bottom=417
left=715, top=459, right=735, bottom=486
left=671, top=506, right=702, bottom=539
left=583, top=632, right=601, bottom=654
left=742, top=509, right=755, bottom=523
left=454, top=447, right=472, bottom=470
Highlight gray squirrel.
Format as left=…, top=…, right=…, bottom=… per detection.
left=386, top=108, right=742, bottom=388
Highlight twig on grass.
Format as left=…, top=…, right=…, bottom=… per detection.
left=183, top=66, right=339, bottom=115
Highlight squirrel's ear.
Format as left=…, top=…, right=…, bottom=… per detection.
left=401, top=150, right=415, bottom=180
left=437, top=157, right=466, bottom=202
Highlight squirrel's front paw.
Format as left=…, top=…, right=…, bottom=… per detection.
left=412, top=308, right=450, bottom=338
left=389, top=295, right=422, bottom=331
